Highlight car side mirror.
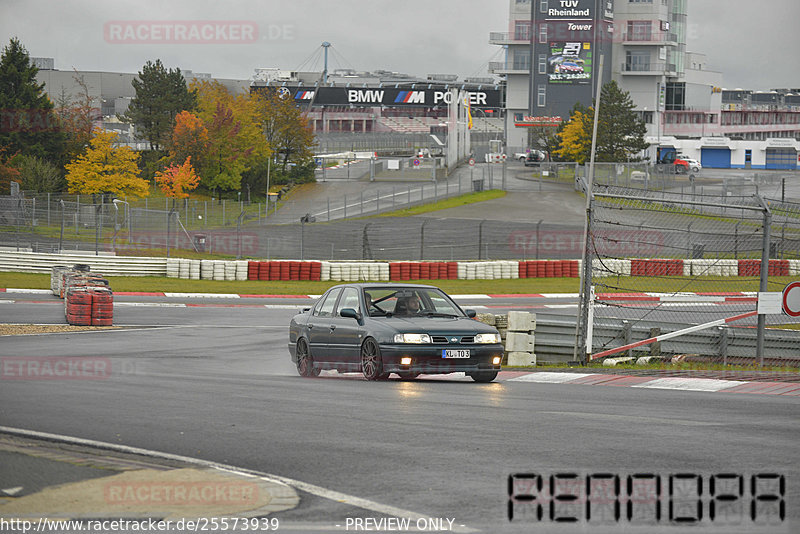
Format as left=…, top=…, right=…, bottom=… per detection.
left=340, top=308, right=362, bottom=322
left=464, top=309, right=477, bottom=318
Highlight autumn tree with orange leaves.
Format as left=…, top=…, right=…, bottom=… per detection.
left=169, top=111, right=209, bottom=170
left=154, top=156, right=199, bottom=207
left=189, top=80, right=266, bottom=196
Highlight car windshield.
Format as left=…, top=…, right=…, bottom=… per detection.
left=364, top=287, right=463, bottom=317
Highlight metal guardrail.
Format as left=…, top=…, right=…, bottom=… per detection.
left=533, top=313, right=800, bottom=363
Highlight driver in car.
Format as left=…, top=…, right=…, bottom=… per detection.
left=405, top=295, right=422, bottom=315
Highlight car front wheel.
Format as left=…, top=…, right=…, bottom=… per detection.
left=469, top=371, right=498, bottom=383
left=361, top=338, right=388, bottom=380
left=296, top=338, right=320, bottom=377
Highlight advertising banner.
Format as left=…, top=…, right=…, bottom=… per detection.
left=253, top=86, right=502, bottom=109
left=547, top=42, right=593, bottom=84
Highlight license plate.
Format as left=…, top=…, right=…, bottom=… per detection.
left=442, top=349, right=470, bottom=359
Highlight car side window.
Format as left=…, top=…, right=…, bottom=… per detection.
left=336, top=287, right=361, bottom=316
left=315, top=288, right=342, bottom=318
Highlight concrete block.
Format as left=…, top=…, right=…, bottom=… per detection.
left=507, top=352, right=537, bottom=366
left=508, top=311, right=533, bottom=332
left=506, top=332, right=532, bottom=352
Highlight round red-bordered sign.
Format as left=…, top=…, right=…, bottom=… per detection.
left=782, top=281, right=800, bottom=317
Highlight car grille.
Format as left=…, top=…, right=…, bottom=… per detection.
left=431, top=335, right=475, bottom=344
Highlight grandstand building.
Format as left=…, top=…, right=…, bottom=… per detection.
left=250, top=69, right=505, bottom=138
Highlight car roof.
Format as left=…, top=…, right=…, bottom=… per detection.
left=327, top=282, right=441, bottom=290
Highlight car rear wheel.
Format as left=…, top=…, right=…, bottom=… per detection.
left=361, top=338, right=388, bottom=380
left=469, top=371, right=498, bottom=383
left=296, top=338, right=320, bottom=377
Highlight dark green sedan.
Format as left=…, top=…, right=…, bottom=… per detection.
left=288, top=283, right=504, bottom=382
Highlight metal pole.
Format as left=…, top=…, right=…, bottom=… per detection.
left=59, top=199, right=65, bottom=253
left=756, top=195, right=772, bottom=367
left=95, top=196, right=101, bottom=256
left=300, top=220, right=304, bottom=261
left=575, top=54, right=604, bottom=364
left=112, top=203, right=118, bottom=252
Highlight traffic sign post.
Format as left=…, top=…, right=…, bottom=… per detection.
left=783, top=281, right=800, bottom=317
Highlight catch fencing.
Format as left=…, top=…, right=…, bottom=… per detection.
left=577, top=184, right=800, bottom=364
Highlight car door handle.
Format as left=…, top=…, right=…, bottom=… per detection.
left=307, top=324, right=314, bottom=330
left=329, top=325, right=336, bottom=331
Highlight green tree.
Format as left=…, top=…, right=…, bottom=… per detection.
left=17, top=154, right=65, bottom=192
left=191, top=80, right=266, bottom=195
left=556, top=82, right=648, bottom=163
left=253, top=89, right=314, bottom=174
left=121, top=59, right=196, bottom=151
left=0, top=38, right=65, bottom=164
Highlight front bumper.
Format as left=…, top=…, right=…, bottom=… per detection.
left=379, top=343, right=503, bottom=374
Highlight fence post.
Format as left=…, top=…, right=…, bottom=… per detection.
left=47, top=193, right=50, bottom=226
left=649, top=328, right=661, bottom=356
left=622, top=321, right=632, bottom=358
left=536, top=219, right=543, bottom=260
left=478, top=220, right=486, bottom=260
left=756, top=195, right=772, bottom=367
left=420, top=219, right=428, bottom=260
left=718, top=326, right=728, bottom=366
left=327, top=197, right=331, bottom=222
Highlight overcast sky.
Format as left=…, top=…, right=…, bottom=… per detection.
left=2, top=0, right=798, bottom=90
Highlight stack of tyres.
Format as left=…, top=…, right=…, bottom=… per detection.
left=65, top=287, right=93, bottom=326
left=91, top=288, right=114, bottom=326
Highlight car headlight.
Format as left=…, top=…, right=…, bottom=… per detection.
left=393, top=333, right=431, bottom=344
left=474, top=333, right=501, bottom=344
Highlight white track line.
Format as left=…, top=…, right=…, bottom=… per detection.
left=631, top=377, right=748, bottom=392
left=507, top=372, right=594, bottom=383
left=0, top=426, right=475, bottom=532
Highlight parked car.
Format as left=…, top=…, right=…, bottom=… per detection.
left=288, top=283, right=504, bottom=382
left=677, top=154, right=702, bottom=172
left=524, top=151, right=546, bottom=166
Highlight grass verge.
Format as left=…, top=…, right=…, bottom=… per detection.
left=2, top=272, right=798, bottom=296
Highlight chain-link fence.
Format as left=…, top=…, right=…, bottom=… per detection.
left=2, top=165, right=799, bottom=263
left=577, top=185, right=800, bottom=364
left=0, top=192, right=273, bottom=258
